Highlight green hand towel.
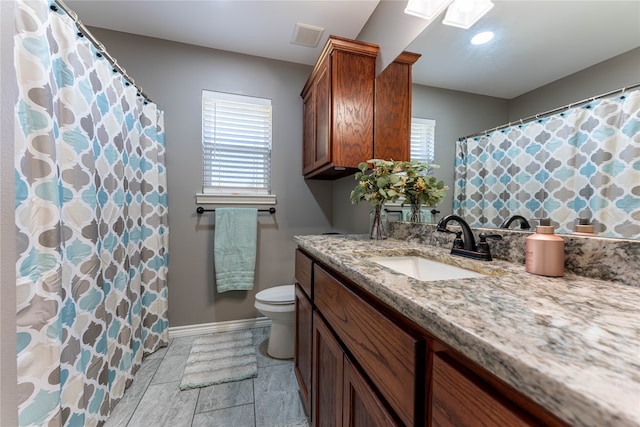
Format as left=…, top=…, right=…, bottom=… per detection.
left=214, top=208, right=258, bottom=293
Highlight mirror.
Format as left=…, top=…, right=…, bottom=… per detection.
left=399, top=1, right=640, bottom=239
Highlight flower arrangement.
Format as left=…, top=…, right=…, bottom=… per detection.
left=350, top=159, right=447, bottom=208
left=350, top=159, right=448, bottom=237
left=398, top=160, right=447, bottom=207
left=349, top=159, right=404, bottom=206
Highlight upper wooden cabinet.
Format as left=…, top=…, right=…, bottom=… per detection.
left=301, top=35, right=421, bottom=179
left=301, top=36, right=378, bottom=179
left=374, top=51, right=421, bottom=161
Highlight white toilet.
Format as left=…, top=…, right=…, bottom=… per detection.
left=254, top=284, right=295, bottom=359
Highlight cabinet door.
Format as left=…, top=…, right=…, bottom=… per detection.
left=431, top=352, right=541, bottom=427
left=302, top=90, right=316, bottom=175
left=312, top=312, right=343, bottom=427
left=314, top=60, right=331, bottom=170
left=314, top=265, right=419, bottom=426
left=294, top=285, right=313, bottom=417
left=343, top=357, right=401, bottom=427
left=331, top=50, right=375, bottom=168
left=374, top=59, right=411, bottom=161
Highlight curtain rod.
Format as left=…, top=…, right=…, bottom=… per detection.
left=52, top=0, right=153, bottom=103
left=459, top=82, right=640, bottom=141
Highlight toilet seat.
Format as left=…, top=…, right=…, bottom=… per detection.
left=255, top=285, right=294, bottom=305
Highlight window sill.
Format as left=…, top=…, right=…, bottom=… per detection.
left=195, top=193, right=277, bottom=206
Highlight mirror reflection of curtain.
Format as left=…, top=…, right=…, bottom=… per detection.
left=14, top=0, right=169, bottom=425
left=454, top=89, right=640, bottom=239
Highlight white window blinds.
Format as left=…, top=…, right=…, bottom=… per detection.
left=202, top=90, right=272, bottom=194
left=410, top=118, right=436, bottom=164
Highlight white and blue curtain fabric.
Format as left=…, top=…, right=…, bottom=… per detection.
left=454, top=89, right=640, bottom=239
left=14, top=1, right=169, bottom=426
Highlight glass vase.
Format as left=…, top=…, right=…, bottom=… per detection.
left=369, top=204, right=387, bottom=240
left=407, top=203, right=426, bottom=223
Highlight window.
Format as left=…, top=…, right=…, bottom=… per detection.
left=202, top=90, right=272, bottom=195
left=410, top=118, right=436, bottom=164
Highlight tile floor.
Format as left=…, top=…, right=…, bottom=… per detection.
left=105, top=326, right=309, bottom=427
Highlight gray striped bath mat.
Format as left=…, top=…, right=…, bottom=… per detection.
left=180, top=330, right=258, bottom=390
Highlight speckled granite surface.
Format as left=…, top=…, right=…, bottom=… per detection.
left=390, top=222, right=640, bottom=288
left=293, top=234, right=640, bottom=427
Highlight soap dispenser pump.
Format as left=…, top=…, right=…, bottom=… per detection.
left=574, top=218, right=597, bottom=236
left=525, top=219, right=564, bottom=277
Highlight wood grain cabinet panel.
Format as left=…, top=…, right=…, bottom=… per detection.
left=374, top=51, right=421, bottom=162
left=294, top=249, right=313, bottom=298
left=431, top=352, right=542, bottom=427
left=314, top=265, right=419, bottom=427
left=314, top=61, right=331, bottom=170
left=343, top=356, right=401, bottom=427
left=302, top=90, right=316, bottom=175
left=312, top=311, right=343, bottom=427
left=294, top=285, right=313, bottom=417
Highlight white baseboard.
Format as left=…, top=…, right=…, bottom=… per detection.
left=168, top=317, right=271, bottom=338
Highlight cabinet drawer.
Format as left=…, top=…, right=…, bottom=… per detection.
left=314, top=265, right=418, bottom=426
left=295, top=249, right=313, bottom=298
left=431, top=353, right=541, bottom=427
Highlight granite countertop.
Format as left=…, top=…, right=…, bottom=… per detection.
left=294, top=234, right=640, bottom=427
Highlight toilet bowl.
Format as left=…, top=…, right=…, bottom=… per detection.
left=254, top=285, right=295, bottom=359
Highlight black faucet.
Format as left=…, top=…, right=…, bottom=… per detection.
left=499, top=215, right=531, bottom=230
left=436, top=215, right=502, bottom=261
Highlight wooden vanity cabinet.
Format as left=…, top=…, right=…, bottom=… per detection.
left=300, top=36, right=378, bottom=179
left=294, top=247, right=572, bottom=427
left=374, top=51, right=421, bottom=161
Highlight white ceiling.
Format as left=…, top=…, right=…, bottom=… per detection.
left=408, top=1, right=640, bottom=98
left=65, top=0, right=640, bottom=99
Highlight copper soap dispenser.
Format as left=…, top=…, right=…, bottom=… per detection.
left=525, top=219, right=565, bottom=277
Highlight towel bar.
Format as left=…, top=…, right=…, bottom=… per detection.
left=196, top=206, right=276, bottom=215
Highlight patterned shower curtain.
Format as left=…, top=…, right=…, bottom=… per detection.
left=454, top=88, right=640, bottom=239
left=14, top=1, right=169, bottom=425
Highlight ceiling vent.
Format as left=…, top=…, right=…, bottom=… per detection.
left=291, top=22, right=325, bottom=48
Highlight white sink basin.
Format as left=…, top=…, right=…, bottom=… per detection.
left=369, top=256, right=486, bottom=282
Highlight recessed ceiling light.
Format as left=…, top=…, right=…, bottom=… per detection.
left=471, top=31, right=494, bottom=45
left=443, top=0, right=494, bottom=29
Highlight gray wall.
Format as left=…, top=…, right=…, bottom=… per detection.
left=509, top=47, right=640, bottom=120
left=0, top=1, right=18, bottom=425
left=332, top=85, right=509, bottom=234
left=89, top=28, right=333, bottom=327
